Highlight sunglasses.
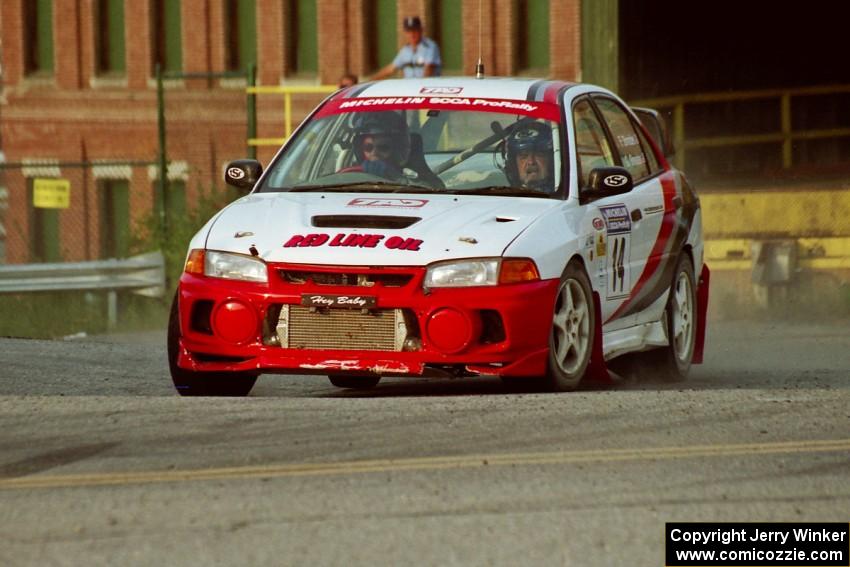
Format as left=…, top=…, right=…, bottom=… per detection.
left=362, top=142, right=392, bottom=153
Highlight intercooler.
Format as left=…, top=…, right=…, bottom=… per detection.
left=276, top=305, right=407, bottom=351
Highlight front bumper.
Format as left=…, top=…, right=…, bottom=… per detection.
left=176, top=263, right=559, bottom=377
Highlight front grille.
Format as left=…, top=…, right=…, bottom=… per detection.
left=277, top=305, right=407, bottom=351
left=279, top=270, right=412, bottom=287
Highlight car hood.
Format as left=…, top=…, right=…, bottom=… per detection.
left=204, top=192, right=561, bottom=266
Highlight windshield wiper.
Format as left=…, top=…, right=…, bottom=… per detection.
left=289, top=182, right=439, bottom=193
left=460, top=186, right=553, bottom=198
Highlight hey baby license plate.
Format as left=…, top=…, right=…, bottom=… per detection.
left=301, top=294, right=377, bottom=309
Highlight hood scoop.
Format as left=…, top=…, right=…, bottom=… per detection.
left=311, top=215, right=421, bottom=229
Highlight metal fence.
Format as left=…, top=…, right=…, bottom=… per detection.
left=0, top=160, right=157, bottom=266
left=0, top=159, right=170, bottom=336
left=0, top=251, right=165, bottom=330
left=630, top=83, right=850, bottom=177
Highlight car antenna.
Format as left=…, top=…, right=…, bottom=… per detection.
left=475, top=0, right=485, bottom=78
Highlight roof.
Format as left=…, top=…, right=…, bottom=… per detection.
left=340, top=77, right=578, bottom=104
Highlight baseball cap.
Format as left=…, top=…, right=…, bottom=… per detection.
left=403, top=16, right=422, bottom=30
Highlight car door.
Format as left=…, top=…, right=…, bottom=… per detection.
left=590, top=95, right=668, bottom=327
left=571, top=96, right=633, bottom=328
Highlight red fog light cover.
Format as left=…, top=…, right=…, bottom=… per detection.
left=211, top=300, right=258, bottom=344
left=425, top=307, right=477, bottom=354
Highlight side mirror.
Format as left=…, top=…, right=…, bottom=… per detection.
left=224, top=159, right=263, bottom=192
left=632, top=107, right=675, bottom=157
left=582, top=167, right=633, bottom=203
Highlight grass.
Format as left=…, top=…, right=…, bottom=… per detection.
left=1, top=185, right=241, bottom=339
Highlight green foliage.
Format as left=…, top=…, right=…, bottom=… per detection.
left=0, top=292, right=107, bottom=338
left=0, top=292, right=169, bottom=339
left=0, top=184, right=241, bottom=339
left=131, top=184, right=241, bottom=293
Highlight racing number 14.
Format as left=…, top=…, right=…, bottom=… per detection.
left=607, top=236, right=630, bottom=299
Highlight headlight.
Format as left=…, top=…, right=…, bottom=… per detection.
left=203, top=250, right=268, bottom=283
left=424, top=259, right=499, bottom=287
left=423, top=258, right=541, bottom=288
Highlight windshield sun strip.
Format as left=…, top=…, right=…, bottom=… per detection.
left=314, top=97, right=562, bottom=122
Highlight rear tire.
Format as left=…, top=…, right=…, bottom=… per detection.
left=168, top=293, right=258, bottom=397
left=545, top=261, right=595, bottom=392
left=328, top=375, right=381, bottom=389
left=642, top=252, right=697, bottom=382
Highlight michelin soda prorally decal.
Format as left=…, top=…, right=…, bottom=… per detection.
left=600, top=204, right=632, bottom=299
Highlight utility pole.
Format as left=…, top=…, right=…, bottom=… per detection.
left=0, top=37, right=7, bottom=264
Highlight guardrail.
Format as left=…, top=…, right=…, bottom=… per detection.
left=246, top=85, right=338, bottom=147
left=0, top=251, right=166, bottom=329
left=630, top=83, right=850, bottom=170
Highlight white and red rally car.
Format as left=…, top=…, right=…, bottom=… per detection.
left=168, top=78, right=709, bottom=396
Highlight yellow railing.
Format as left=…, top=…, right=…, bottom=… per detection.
left=249, top=84, right=850, bottom=165
left=631, top=83, right=850, bottom=170
left=246, top=85, right=338, bottom=147
left=699, top=188, right=850, bottom=270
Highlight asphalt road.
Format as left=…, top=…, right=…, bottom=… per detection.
left=0, top=320, right=848, bottom=566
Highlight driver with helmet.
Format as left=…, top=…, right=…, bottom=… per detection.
left=505, top=121, right=555, bottom=192
left=342, top=112, right=411, bottom=180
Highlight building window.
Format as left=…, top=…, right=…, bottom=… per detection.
left=224, top=0, right=256, bottom=71
left=27, top=181, right=61, bottom=263
left=98, top=180, right=130, bottom=259
left=23, top=0, right=54, bottom=75
left=516, top=0, right=549, bottom=74
left=95, top=0, right=126, bottom=75
left=365, top=0, right=397, bottom=72
left=285, top=0, right=318, bottom=75
left=166, top=180, right=187, bottom=224
left=432, top=0, right=462, bottom=73
left=151, top=0, right=182, bottom=73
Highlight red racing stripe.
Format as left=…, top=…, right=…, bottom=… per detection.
left=542, top=81, right=571, bottom=104
left=605, top=172, right=678, bottom=323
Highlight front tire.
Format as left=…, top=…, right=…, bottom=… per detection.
left=168, top=293, right=258, bottom=397
left=545, top=261, right=595, bottom=391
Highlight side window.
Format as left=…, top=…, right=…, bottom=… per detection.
left=593, top=96, right=651, bottom=180
left=572, top=98, right=615, bottom=188
left=634, top=120, right=662, bottom=174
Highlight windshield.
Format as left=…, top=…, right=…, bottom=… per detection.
left=258, top=97, right=564, bottom=198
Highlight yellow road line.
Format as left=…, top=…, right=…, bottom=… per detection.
left=2, top=439, right=849, bottom=491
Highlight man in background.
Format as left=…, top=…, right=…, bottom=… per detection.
left=338, top=73, right=358, bottom=88
left=371, top=16, right=442, bottom=79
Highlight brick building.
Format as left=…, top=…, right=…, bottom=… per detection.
left=0, top=0, right=582, bottom=264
